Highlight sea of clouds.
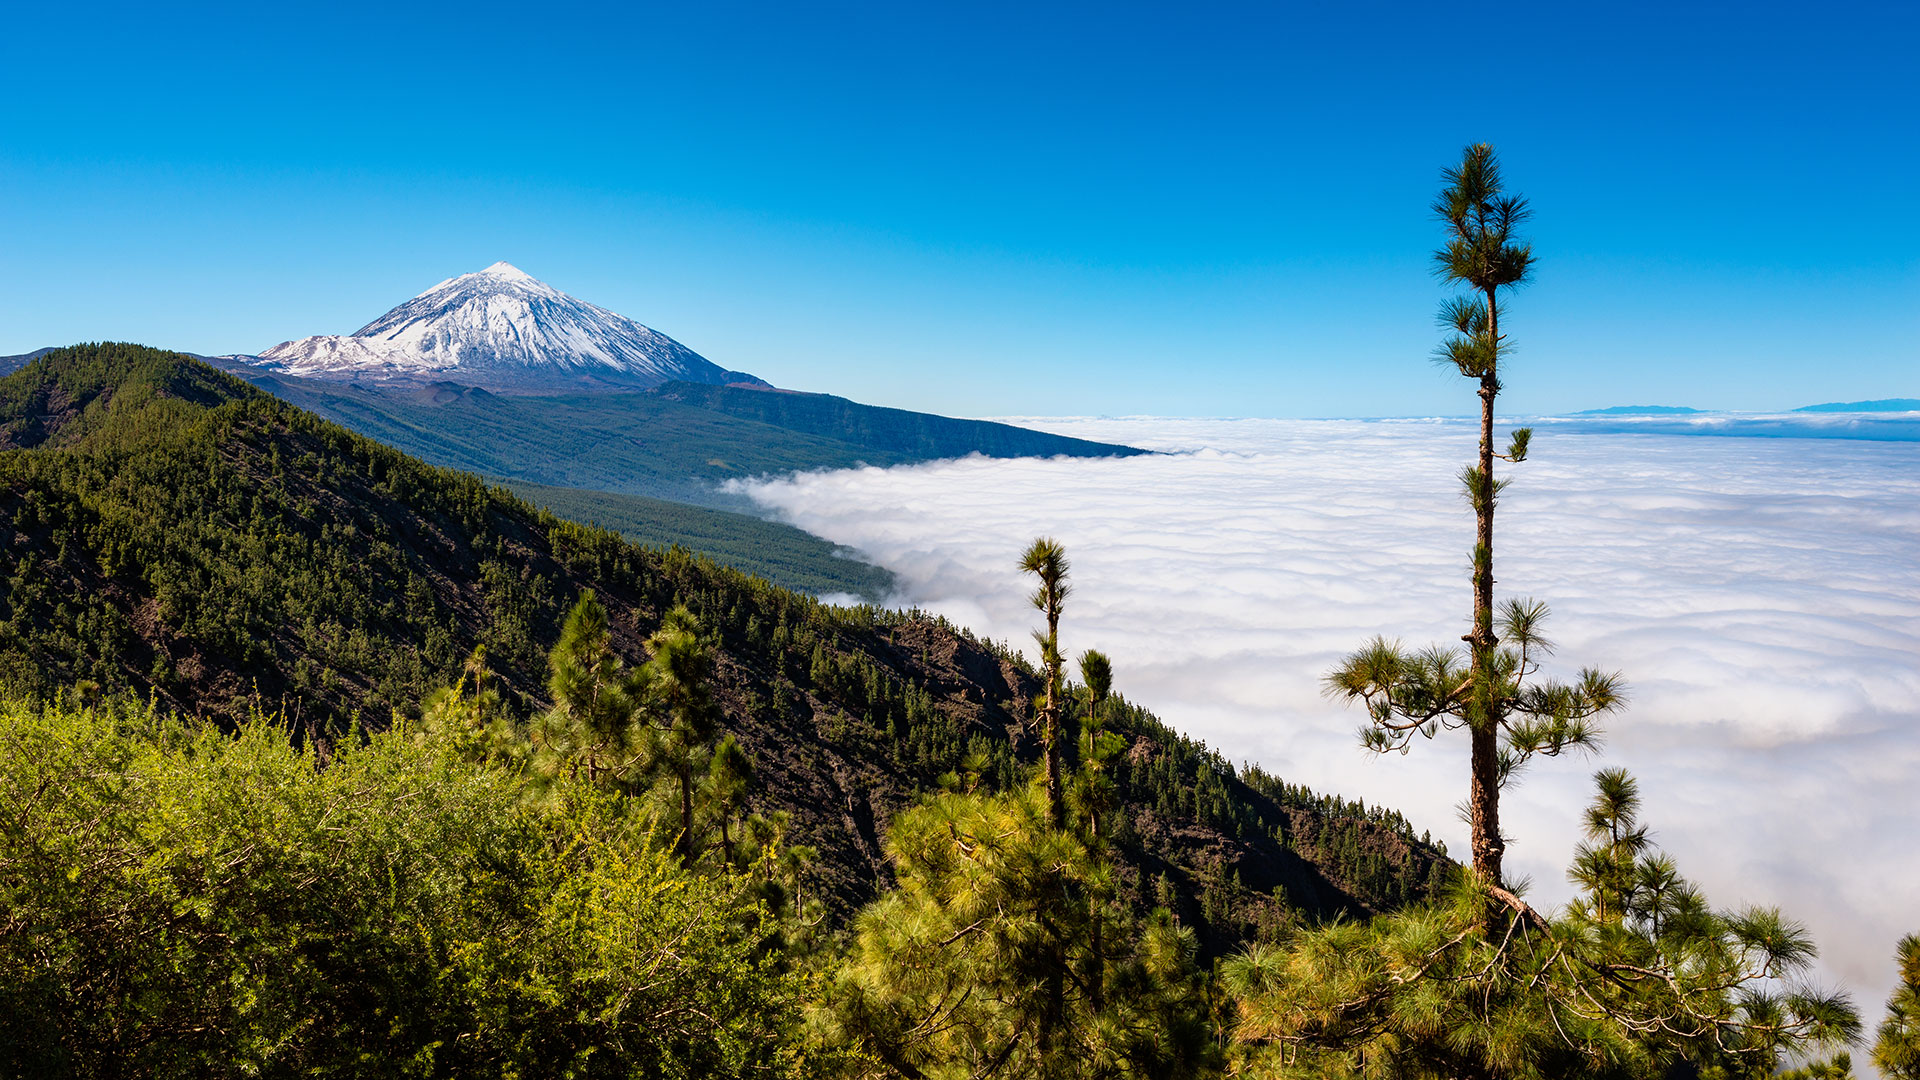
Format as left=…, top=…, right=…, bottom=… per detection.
left=737, top=415, right=1920, bottom=1020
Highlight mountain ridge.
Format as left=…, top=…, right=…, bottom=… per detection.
left=1793, top=397, right=1920, bottom=413
left=1573, top=404, right=1703, bottom=416
left=3, top=342, right=1145, bottom=595
left=227, top=364, right=1147, bottom=509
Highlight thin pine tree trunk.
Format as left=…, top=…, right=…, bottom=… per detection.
left=1468, top=287, right=1504, bottom=888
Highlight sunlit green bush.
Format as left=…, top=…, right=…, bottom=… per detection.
left=0, top=694, right=803, bottom=1079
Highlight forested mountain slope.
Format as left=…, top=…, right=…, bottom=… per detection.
left=502, top=480, right=895, bottom=598
left=650, top=380, right=1149, bottom=460
left=0, top=344, right=1445, bottom=949
left=221, top=363, right=1143, bottom=508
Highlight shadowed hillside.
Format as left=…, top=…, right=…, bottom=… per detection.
left=650, top=380, right=1151, bottom=461
left=503, top=480, right=896, bottom=600
left=218, top=362, right=1144, bottom=508
left=0, top=344, right=1446, bottom=949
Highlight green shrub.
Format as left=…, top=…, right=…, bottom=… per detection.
left=0, top=694, right=803, bottom=1079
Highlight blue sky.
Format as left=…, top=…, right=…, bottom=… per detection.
left=2, top=1, right=1913, bottom=417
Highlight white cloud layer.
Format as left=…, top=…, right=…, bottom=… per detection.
left=738, top=417, right=1920, bottom=1026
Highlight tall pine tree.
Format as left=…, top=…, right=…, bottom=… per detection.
left=535, top=591, right=650, bottom=786
left=1324, top=144, right=1622, bottom=890
left=817, top=785, right=1215, bottom=1080
left=642, top=604, right=723, bottom=867
left=1073, top=649, right=1120, bottom=843
left=1019, top=538, right=1071, bottom=830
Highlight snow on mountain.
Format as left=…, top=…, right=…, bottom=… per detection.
left=246, top=262, right=766, bottom=393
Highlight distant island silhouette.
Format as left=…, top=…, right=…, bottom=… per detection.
left=1575, top=405, right=1703, bottom=416
left=1794, top=398, right=1920, bottom=413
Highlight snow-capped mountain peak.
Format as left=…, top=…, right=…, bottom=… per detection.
left=246, top=264, right=765, bottom=393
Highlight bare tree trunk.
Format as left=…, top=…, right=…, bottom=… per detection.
left=1467, top=287, right=1505, bottom=888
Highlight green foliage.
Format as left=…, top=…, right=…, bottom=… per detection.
left=707, top=733, right=755, bottom=865
left=1224, top=882, right=1610, bottom=1080
left=1221, top=771, right=1859, bottom=1079
left=0, top=693, right=804, bottom=1078
left=1431, top=142, right=1533, bottom=381
left=0, top=343, right=587, bottom=721
left=1020, top=537, right=1071, bottom=827
left=1072, top=649, right=1122, bottom=841
left=419, top=645, right=524, bottom=767
left=532, top=594, right=775, bottom=877
left=1327, top=606, right=1624, bottom=800
left=1874, top=934, right=1920, bottom=1079
left=1776, top=1054, right=1856, bottom=1079
left=640, top=604, right=724, bottom=864
left=1094, top=703, right=1449, bottom=927
left=505, top=480, right=896, bottom=600
left=815, top=783, right=1217, bottom=1079
left=534, top=590, right=651, bottom=785
left=1565, top=766, right=1651, bottom=924
left=1553, top=771, right=1858, bottom=1076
